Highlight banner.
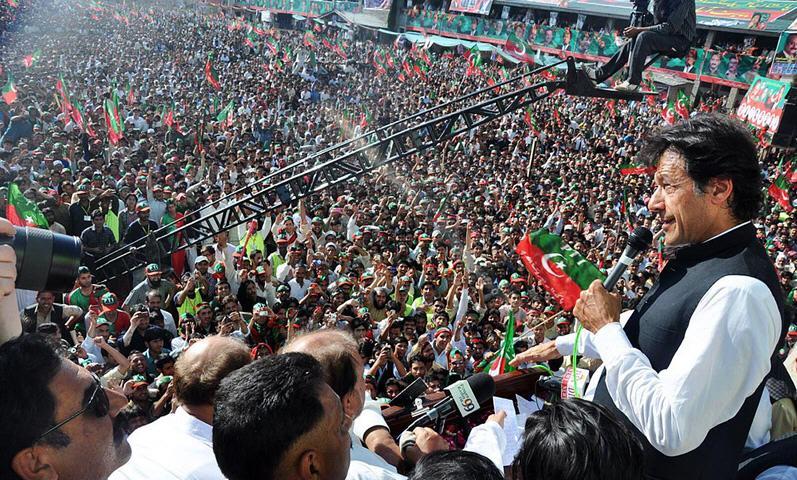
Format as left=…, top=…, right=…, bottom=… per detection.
left=448, top=0, right=493, bottom=15
left=404, top=10, right=772, bottom=87
left=736, top=76, right=791, bottom=143
left=770, top=31, right=797, bottom=77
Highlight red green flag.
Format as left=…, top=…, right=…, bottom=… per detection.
left=205, top=56, right=221, bottom=91
left=22, top=49, right=42, bottom=68
left=216, top=101, right=234, bottom=128
left=103, top=95, right=123, bottom=145
left=432, top=195, right=449, bottom=222
left=661, top=100, right=677, bottom=125
left=465, top=46, right=482, bottom=77
left=621, top=187, right=633, bottom=232
left=515, top=229, right=605, bottom=311
left=264, top=38, right=278, bottom=55
left=505, top=33, right=534, bottom=64
left=126, top=81, right=136, bottom=105
left=619, top=162, right=656, bottom=176
left=643, top=75, right=657, bottom=106
left=7, top=0, right=19, bottom=7
left=675, top=90, right=690, bottom=119
left=244, top=32, right=256, bottom=48
left=303, top=31, right=316, bottom=48
left=524, top=106, right=539, bottom=135
left=2, top=73, right=17, bottom=105
left=6, top=183, right=48, bottom=228
left=769, top=174, right=793, bottom=212
left=488, top=309, right=516, bottom=377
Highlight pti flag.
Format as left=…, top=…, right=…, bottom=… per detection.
left=515, top=229, right=605, bottom=311
left=768, top=174, right=793, bottom=212
left=6, top=183, right=48, bottom=228
left=505, top=34, right=534, bottom=64
left=488, top=309, right=516, bottom=376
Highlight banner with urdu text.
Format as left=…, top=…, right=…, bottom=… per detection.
left=735, top=76, right=791, bottom=143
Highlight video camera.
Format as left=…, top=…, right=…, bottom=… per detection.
left=4, top=226, right=82, bottom=292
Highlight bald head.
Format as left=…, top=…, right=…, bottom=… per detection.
left=282, top=330, right=362, bottom=412
left=174, top=336, right=251, bottom=406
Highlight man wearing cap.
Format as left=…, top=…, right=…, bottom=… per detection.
left=123, top=263, right=176, bottom=311
left=66, top=265, right=109, bottom=314
left=68, top=184, right=93, bottom=236
left=81, top=209, right=118, bottom=266
left=146, top=175, right=167, bottom=227
left=99, top=292, right=131, bottom=335
left=124, top=201, right=158, bottom=246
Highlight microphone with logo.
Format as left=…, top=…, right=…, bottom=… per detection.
left=401, top=373, right=496, bottom=434
left=603, top=226, right=653, bottom=291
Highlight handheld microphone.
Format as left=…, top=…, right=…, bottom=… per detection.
left=402, top=373, right=495, bottom=433
left=603, top=227, right=653, bottom=291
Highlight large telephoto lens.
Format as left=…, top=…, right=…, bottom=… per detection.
left=3, top=227, right=83, bottom=292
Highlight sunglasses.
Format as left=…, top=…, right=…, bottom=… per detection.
left=35, top=374, right=109, bottom=443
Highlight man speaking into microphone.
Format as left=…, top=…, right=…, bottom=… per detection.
left=512, top=114, right=786, bottom=479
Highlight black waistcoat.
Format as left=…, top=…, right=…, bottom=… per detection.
left=592, top=223, right=786, bottom=480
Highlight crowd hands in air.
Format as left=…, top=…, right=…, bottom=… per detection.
left=0, top=0, right=795, bottom=479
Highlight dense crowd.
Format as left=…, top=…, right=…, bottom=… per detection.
left=0, top=0, right=795, bottom=459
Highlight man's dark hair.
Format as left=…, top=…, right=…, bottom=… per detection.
left=513, top=398, right=644, bottom=480
left=638, top=113, right=762, bottom=221
left=409, top=450, right=503, bottom=480
left=0, top=335, right=69, bottom=480
left=408, top=353, right=426, bottom=367
left=213, top=353, right=327, bottom=480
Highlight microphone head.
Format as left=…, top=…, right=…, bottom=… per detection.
left=466, top=373, right=496, bottom=405
left=628, top=227, right=653, bottom=252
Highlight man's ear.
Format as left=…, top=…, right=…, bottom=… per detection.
left=11, top=448, right=58, bottom=480
left=298, top=449, right=321, bottom=480
left=708, top=177, right=733, bottom=207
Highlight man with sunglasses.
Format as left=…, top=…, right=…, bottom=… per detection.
left=0, top=334, right=130, bottom=480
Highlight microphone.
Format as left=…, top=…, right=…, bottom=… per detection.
left=603, top=226, right=653, bottom=291
left=402, top=373, right=495, bottom=433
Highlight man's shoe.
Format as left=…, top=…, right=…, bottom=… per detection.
left=615, top=80, right=640, bottom=92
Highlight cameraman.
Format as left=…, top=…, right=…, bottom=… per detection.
left=587, top=0, right=695, bottom=91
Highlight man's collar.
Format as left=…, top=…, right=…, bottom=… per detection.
left=667, top=221, right=754, bottom=262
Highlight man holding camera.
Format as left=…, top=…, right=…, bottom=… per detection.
left=586, top=0, right=696, bottom=91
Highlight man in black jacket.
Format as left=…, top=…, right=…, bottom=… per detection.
left=587, top=0, right=696, bottom=91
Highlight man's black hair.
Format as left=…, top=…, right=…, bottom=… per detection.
left=0, top=335, right=70, bottom=480
left=638, top=113, right=762, bottom=221
left=408, top=353, right=426, bottom=366
left=513, top=398, right=644, bottom=480
left=213, top=352, right=327, bottom=480
left=409, top=450, right=503, bottom=480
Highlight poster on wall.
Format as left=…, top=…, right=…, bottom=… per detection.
left=770, top=31, right=797, bottom=76
left=448, top=0, right=493, bottom=16
left=747, top=12, right=770, bottom=30
left=736, top=76, right=791, bottom=142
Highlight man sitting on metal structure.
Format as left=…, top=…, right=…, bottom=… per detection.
left=586, top=0, right=696, bottom=92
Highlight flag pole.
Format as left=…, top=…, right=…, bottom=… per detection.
left=526, top=137, right=537, bottom=179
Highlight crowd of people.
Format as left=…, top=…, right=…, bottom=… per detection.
left=0, top=0, right=796, bottom=478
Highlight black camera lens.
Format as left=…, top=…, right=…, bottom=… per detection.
left=5, top=227, right=82, bottom=292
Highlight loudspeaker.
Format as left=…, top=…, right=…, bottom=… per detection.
left=771, top=100, right=797, bottom=148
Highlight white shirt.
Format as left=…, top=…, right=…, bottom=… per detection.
left=110, top=408, right=224, bottom=480
left=556, top=274, right=780, bottom=456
